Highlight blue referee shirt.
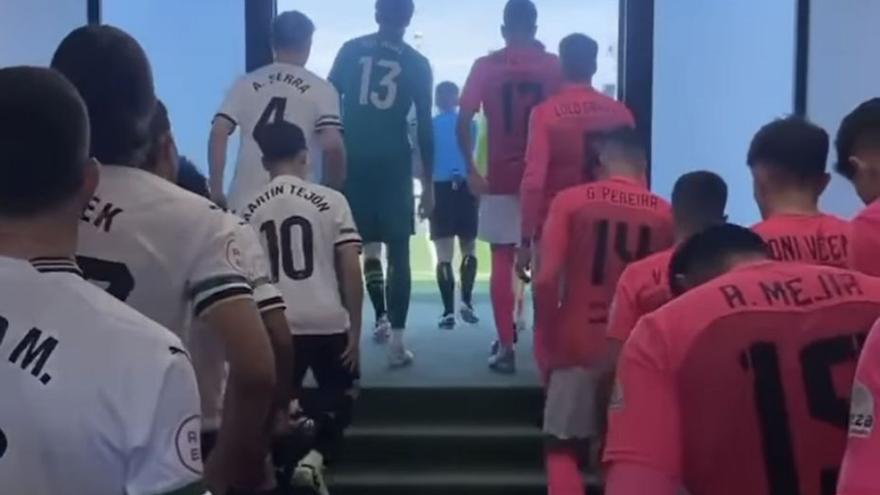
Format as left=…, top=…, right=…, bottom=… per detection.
left=433, top=110, right=476, bottom=182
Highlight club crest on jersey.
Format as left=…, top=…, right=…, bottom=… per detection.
left=609, top=379, right=624, bottom=410
left=225, top=237, right=247, bottom=274
left=849, top=381, right=875, bottom=438
left=175, top=415, right=203, bottom=474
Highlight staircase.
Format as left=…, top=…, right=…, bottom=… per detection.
left=329, top=386, right=601, bottom=495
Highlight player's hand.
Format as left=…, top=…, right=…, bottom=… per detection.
left=467, top=171, right=489, bottom=196
left=341, top=339, right=360, bottom=373
left=418, top=187, right=434, bottom=221
left=515, top=244, right=532, bottom=283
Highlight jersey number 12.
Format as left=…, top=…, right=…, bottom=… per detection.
left=260, top=216, right=315, bottom=281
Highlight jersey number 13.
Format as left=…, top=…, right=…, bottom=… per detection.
left=358, top=57, right=401, bottom=110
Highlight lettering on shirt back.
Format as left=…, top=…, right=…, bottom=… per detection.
left=252, top=72, right=311, bottom=94
left=719, top=272, right=864, bottom=311
left=765, top=234, right=849, bottom=264
left=0, top=315, right=58, bottom=386
left=80, top=196, right=124, bottom=233
left=553, top=100, right=613, bottom=119
left=586, top=185, right=659, bottom=210
left=243, top=183, right=331, bottom=221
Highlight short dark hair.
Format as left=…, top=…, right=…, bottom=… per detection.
left=272, top=11, right=315, bottom=51
left=0, top=67, right=89, bottom=216
left=255, top=121, right=307, bottom=164
left=436, top=81, right=459, bottom=96
left=145, top=99, right=170, bottom=169
left=668, top=224, right=768, bottom=294
left=747, top=116, right=829, bottom=182
left=672, top=171, right=728, bottom=227
left=560, top=34, right=598, bottom=81
left=376, top=0, right=415, bottom=28
left=600, top=126, right=645, bottom=159
left=177, top=156, right=210, bottom=199
left=51, top=25, right=156, bottom=168
left=836, top=98, right=880, bottom=179
left=503, top=0, right=537, bottom=32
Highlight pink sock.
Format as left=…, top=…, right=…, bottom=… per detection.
left=490, top=245, right=516, bottom=347
left=546, top=447, right=585, bottom=495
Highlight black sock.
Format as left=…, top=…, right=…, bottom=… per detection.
left=460, top=254, right=477, bottom=306
left=386, top=240, right=411, bottom=329
left=437, top=262, right=455, bottom=316
left=363, top=258, right=387, bottom=320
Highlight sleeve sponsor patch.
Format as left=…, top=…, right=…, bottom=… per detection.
left=225, top=236, right=247, bottom=275
left=849, top=380, right=875, bottom=438
left=175, top=415, right=203, bottom=475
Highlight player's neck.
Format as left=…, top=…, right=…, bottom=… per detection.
left=376, top=28, right=405, bottom=42
left=275, top=52, right=305, bottom=67
left=564, top=78, right=592, bottom=89
left=763, top=194, right=821, bottom=218
left=505, top=37, right=535, bottom=49
left=0, top=217, right=78, bottom=262
left=270, top=167, right=307, bottom=181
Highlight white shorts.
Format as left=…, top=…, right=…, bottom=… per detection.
left=478, top=194, right=521, bottom=245
left=543, top=367, right=602, bottom=440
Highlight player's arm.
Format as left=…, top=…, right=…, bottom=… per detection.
left=126, top=345, right=210, bottom=495
left=208, top=83, right=242, bottom=206
left=837, top=320, right=880, bottom=495
left=327, top=42, right=350, bottom=96
left=335, top=198, right=364, bottom=371
left=316, top=84, right=347, bottom=190
left=533, top=195, right=571, bottom=378
left=414, top=57, right=434, bottom=185
left=458, top=60, right=484, bottom=188
left=604, top=319, right=683, bottom=495
left=520, top=107, right=550, bottom=243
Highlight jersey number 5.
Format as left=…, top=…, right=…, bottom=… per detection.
left=253, top=97, right=289, bottom=140
left=743, top=332, right=865, bottom=495
left=76, top=256, right=135, bottom=301
left=358, top=57, right=401, bottom=110
left=260, top=216, right=315, bottom=281
left=591, top=220, right=653, bottom=286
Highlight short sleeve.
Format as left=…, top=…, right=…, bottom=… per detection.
left=607, top=268, right=640, bottom=343
left=236, top=221, right=286, bottom=314
left=851, top=211, right=880, bottom=276
left=604, top=316, right=682, bottom=478
left=188, top=209, right=254, bottom=318
left=214, top=78, right=245, bottom=129
left=334, top=194, right=362, bottom=249
left=837, top=322, right=880, bottom=495
left=315, top=81, right=343, bottom=133
left=459, top=59, right=485, bottom=112
left=126, top=350, right=207, bottom=495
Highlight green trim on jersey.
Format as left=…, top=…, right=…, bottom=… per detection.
left=159, top=480, right=209, bottom=495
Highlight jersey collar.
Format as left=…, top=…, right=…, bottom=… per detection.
left=607, top=175, right=646, bottom=188
left=30, top=257, right=83, bottom=277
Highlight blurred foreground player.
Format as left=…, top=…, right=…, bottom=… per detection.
left=535, top=128, right=672, bottom=495
left=210, top=10, right=345, bottom=210
left=519, top=33, right=634, bottom=274
left=244, top=121, right=363, bottom=495
left=605, top=224, right=880, bottom=495
left=458, top=0, right=561, bottom=372
left=835, top=98, right=880, bottom=276
left=329, top=0, right=433, bottom=366
left=431, top=81, right=479, bottom=329
left=608, top=170, right=727, bottom=347
left=0, top=66, right=205, bottom=495
left=749, top=117, right=850, bottom=267
left=52, top=26, right=276, bottom=492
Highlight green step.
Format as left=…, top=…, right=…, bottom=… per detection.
left=329, top=470, right=604, bottom=495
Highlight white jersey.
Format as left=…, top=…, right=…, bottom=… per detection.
left=77, top=166, right=255, bottom=338
left=189, top=216, right=286, bottom=431
left=216, top=62, right=343, bottom=212
left=0, top=256, right=204, bottom=495
left=243, top=175, right=361, bottom=335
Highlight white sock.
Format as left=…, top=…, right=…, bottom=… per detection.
left=301, top=449, right=324, bottom=469
left=390, top=328, right=405, bottom=348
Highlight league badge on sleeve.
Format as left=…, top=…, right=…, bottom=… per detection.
left=225, top=236, right=247, bottom=275
left=175, top=415, right=203, bottom=474
left=849, top=381, right=875, bottom=438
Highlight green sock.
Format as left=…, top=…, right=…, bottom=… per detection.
left=363, top=258, right=387, bottom=320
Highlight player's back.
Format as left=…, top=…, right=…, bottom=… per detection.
left=607, top=247, right=674, bottom=343
left=753, top=213, right=851, bottom=267
left=77, top=166, right=252, bottom=336
left=850, top=200, right=880, bottom=276
left=618, top=261, right=880, bottom=495
left=541, top=86, right=634, bottom=202
left=549, top=177, right=673, bottom=366
left=330, top=34, right=430, bottom=160
left=0, top=256, right=199, bottom=494
left=244, top=175, right=360, bottom=333
left=464, top=46, right=561, bottom=194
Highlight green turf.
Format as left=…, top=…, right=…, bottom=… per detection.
left=409, top=231, right=492, bottom=283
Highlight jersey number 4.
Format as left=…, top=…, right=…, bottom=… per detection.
left=76, top=256, right=135, bottom=301
left=358, top=57, right=401, bottom=110
left=254, top=97, right=289, bottom=140
left=260, top=216, right=315, bottom=281
left=743, top=332, right=865, bottom=495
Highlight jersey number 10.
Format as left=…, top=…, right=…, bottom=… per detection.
left=260, top=216, right=315, bottom=282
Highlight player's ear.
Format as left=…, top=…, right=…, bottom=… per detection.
left=78, top=158, right=100, bottom=209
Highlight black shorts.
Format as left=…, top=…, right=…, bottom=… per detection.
left=293, top=333, right=359, bottom=392
left=430, top=180, right=478, bottom=240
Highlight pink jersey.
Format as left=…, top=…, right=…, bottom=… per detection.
left=753, top=213, right=851, bottom=268
left=607, top=247, right=674, bottom=344
left=521, top=85, right=634, bottom=238
left=851, top=200, right=880, bottom=276
left=605, top=261, right=880, bottom=495
left=837, top=319, right=880, bottom=495
left=534, top=176, right=673, bottom=370
left=460, top=45, right=562, bottom=195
